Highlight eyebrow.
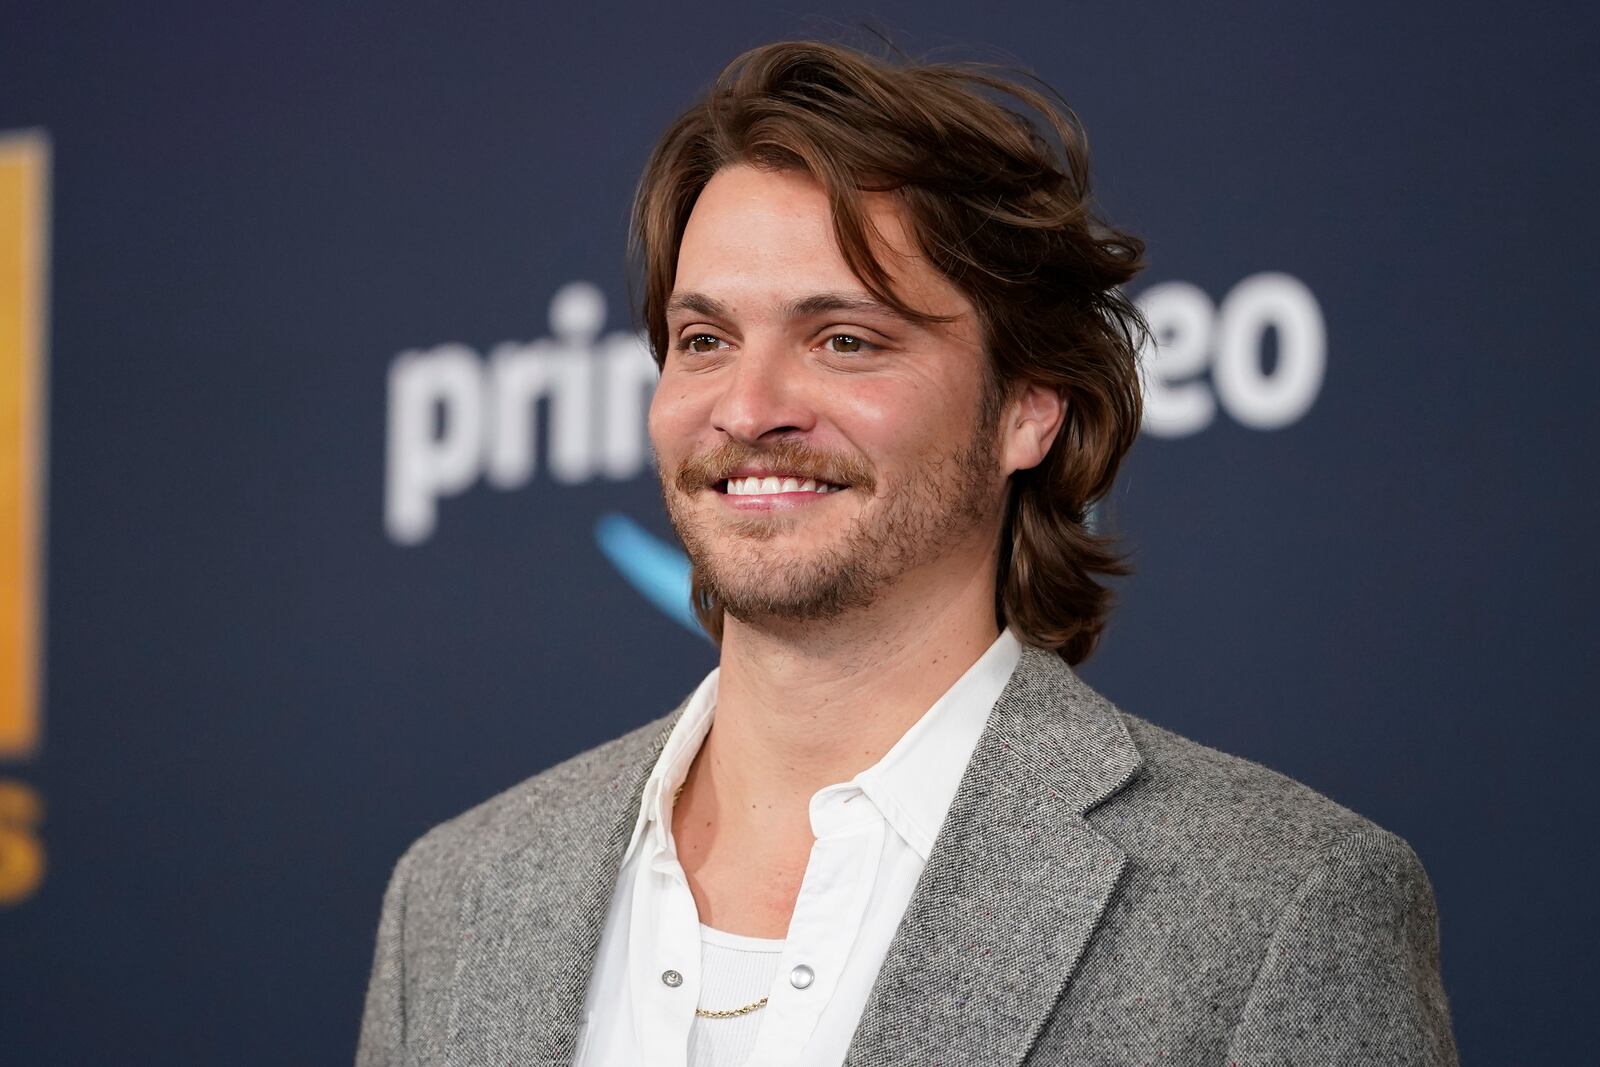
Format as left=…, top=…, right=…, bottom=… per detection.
left=665, top=290, right=923, bottom=327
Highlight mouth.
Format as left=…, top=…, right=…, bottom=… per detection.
left=706, top=471, right=854, bottom=514
left=716, top=474, right=848, bottom=496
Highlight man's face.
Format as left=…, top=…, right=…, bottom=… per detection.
left=649, top=163, right=1010, bottom=626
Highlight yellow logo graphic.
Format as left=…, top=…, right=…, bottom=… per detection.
left=0, top=779, right=43, bottom=904
left=0, top=131, right=47, bottom=762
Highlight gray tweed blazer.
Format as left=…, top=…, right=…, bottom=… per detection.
left=356, top=645, right=1458, bottom=1065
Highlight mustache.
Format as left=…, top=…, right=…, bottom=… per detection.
left=673, top=439, right=876, bottom=495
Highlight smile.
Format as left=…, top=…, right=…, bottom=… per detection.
left=720, top=475, right=846, bottom=496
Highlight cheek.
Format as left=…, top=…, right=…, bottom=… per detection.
left=833, top=374, right=928, bottom=436
left=835, top=379, right=970, bottom=463
left=647, top=377, right=705, bottom=457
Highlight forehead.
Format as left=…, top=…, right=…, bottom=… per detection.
left=672, top=164, right=971, bottom=324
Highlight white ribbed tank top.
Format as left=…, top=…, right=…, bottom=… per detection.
left=687, top=924, right=786, bottom=1067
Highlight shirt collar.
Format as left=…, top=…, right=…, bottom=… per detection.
left=847, top=628, right=1021, bottom=859
left=622, top=665, right=719, bottom=864
left=623, top=628, right=1024, bottom=865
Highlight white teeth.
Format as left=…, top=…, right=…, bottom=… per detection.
left=726, top=476, right=851, bottom=495
left=723, top=475, right=847, bottom=495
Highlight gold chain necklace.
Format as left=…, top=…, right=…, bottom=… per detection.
left=673, top=780, right=773, bottom=1021
left=694, top=995, right=770, bottom=1019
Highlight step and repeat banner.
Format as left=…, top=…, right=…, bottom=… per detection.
left=2, top=2, right=1594, bottom=1062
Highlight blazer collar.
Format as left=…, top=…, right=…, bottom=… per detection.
left=445, top=703, right=687, bottom=1067
left=844, top=643, right=1144, bottom=1066
left=445, top=643, right=1141, bottom=1066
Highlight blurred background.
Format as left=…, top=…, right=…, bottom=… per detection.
left=2, top=1, right=1595, bottom=1062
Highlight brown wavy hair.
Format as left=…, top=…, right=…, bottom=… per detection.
left=631, top=40, right=1148, bottom=664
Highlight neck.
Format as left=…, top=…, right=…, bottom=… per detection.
left=689, top=549, right=1003, bottom=826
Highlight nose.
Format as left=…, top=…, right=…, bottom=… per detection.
left=709, top=345, right=816, bottom=445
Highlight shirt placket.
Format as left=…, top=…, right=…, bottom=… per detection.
left=745, top=789, right=886, bottom=1066
left=626, top=827, right=703, bottom=1067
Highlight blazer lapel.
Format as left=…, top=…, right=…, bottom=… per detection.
left=445, top=708, right=683, bottom=1067
left=845, top=646, right=1144, bottom=1067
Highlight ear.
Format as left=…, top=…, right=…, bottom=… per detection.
left=1000, top=382, right=1067, bottom=475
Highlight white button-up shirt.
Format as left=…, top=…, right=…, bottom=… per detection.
left=574, top=629, right=1022, bottom=1067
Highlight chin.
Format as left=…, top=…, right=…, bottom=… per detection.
left=697, top=554, right=880, bottom=625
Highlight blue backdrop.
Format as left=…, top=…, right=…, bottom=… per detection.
left=2, top=2, right=1595, bottom=1062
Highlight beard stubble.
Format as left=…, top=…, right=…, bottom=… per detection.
left=659, top=411, right=1004, bottom=628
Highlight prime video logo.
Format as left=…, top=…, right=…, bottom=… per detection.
left=383, top=275, right=1325, bottom=632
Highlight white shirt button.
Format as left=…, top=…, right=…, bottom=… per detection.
left=660, top=969, right=683, bottom=988
left=789, top=964, right=815, bottom=989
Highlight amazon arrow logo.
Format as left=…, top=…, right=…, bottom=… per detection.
left=594, top=513, right=703, bottom=638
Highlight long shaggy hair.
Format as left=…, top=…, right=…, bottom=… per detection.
left=631, top=40, right=1148, bottom=664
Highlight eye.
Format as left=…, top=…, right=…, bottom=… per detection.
left=823, top=333, right=873, bottom=354
left=679, top=333, right=724, bottom=354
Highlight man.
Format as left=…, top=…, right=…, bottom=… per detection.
left=357, top=40, right=1458, bottom=1066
